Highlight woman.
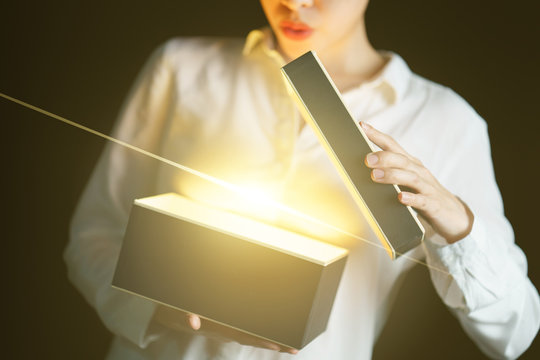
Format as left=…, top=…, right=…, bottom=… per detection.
left=65, top=0, right=539, bottom=358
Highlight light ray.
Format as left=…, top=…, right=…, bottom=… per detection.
left=0, top=92, right=449, bottom=275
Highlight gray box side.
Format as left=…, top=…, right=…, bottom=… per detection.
left=302, top=255, right=347, bottom=347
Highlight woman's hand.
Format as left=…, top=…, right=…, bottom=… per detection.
left=153, top=306, right=298, bottom=354
left=360, top=122, right=474, bottom=244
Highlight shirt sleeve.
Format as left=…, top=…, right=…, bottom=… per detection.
left=422, top=100, right=540, bottom=359
left=64, top=42, right=176, bottom=348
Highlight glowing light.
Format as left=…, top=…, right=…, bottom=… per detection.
left=136, top=193, right=349, bottom=266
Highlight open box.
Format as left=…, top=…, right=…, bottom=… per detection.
left=112, top=193, right=348, bottom=349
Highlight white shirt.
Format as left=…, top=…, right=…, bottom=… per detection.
left=65, top=29, right=540, bottom=359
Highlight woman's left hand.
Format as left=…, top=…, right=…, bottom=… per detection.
left=360, top=121, right=474, bottom=244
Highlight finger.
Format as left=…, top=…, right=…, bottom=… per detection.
left=365, top=151, right=409, bottom=169
left=360, top=121, right=407, bottom=154
left=371, top=168, right=428, bottom=193
left=398, top=192, right=433, bottom=213
left=365, top=151, right=429, bottom=182
left=186, top=313, right=201, bottom=330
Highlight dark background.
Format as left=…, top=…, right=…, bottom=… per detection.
left=1, top=0, right=538, bottom=358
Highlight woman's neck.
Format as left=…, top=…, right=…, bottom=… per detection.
left=276, top=21, right=386, bottom=92
left=322, top=23, right=387, bottom=92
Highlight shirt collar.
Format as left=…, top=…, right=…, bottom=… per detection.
left=243, top=28, right=286, bottom=65
left=243, top=28, right=412, bottom=104
left=374, top=51, right=411, bottom=103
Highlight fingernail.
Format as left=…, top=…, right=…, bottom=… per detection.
left=366, top=153, right=378, bottom=166
left=360, top=121, right=370, bottom=130
left=372, top=169, right=384, bottom=179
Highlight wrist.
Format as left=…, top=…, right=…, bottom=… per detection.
left=445, top=197, right=474, bottom=244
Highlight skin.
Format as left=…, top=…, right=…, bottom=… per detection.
left=158, top=0, right=474, bottom=354
left=261, top=0, right=387, bottom=92
left=360, top=122, right=474, bottom=244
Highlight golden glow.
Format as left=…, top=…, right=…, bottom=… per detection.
left=136, top=193, right=348, bottom=266
left=0, top=92, right=448, bottom=275
left=187, top=181, right=282, bottom=224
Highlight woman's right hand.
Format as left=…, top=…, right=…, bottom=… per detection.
left=154, top=306, right=298, bottom=354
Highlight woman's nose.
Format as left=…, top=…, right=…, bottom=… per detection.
left=280, top=0, right=314, bottom=10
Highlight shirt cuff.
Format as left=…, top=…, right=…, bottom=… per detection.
left=423, top=217, right=512, bottom=312
left=104, top=288, right=162, bottom=349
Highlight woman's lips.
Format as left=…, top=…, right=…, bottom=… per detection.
left=279, top=20, right=313, bottom=40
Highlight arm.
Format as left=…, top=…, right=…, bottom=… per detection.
left=64, top=43, right=175, bottom=348
left=65, top=40, right=297, bottom=354
left=360, top=121, right=540, bottom=359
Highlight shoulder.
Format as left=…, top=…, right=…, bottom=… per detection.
left=392, top=62, right=492, bottom=178
left=153, top=36, right=245, bottom=72
left=407, top=73, right=487, bottom=134
left=142, top=36, right=246, bottom=95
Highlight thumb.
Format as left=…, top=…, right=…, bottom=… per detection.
left=186, top=313, right=201, bottom=331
